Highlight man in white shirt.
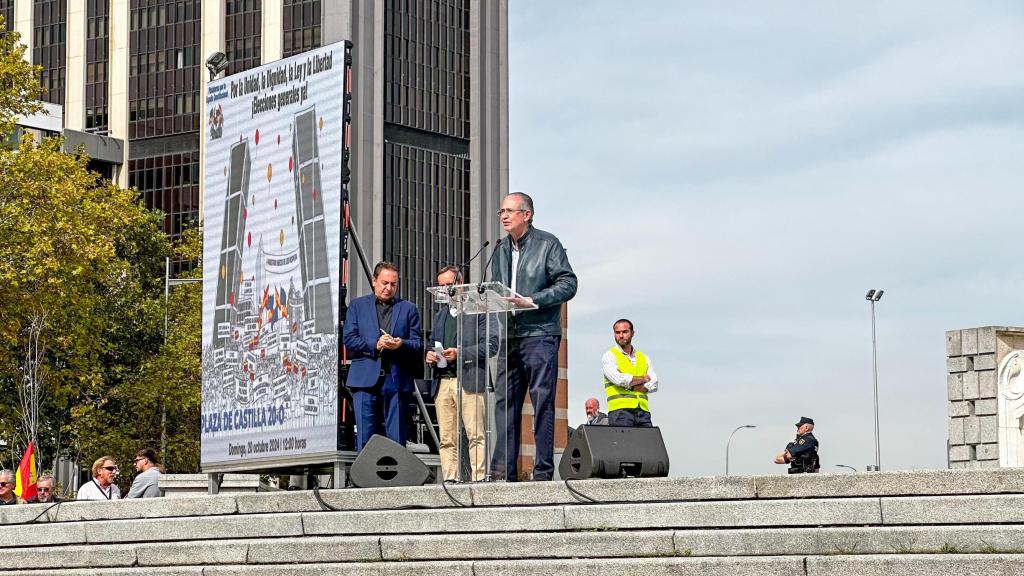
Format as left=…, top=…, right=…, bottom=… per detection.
left=601, top=319, right=658, bottom=427
left=76, top=456, right=122, bottom=500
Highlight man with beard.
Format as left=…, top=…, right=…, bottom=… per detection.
left=601, top=319, right=659, bottom=427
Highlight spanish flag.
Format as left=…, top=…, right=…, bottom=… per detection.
left=14, top=441, right=37, bottom=501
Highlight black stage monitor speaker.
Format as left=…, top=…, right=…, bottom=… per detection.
left=559, top=425, right=670, bottom=480
left=350, top=434, right=430, bottom=488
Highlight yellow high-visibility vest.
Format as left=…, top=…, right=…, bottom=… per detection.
left=603, top=347, right=650, bottom=413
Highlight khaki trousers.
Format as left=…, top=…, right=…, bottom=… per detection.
left=436, top=377, right=486, bottom=481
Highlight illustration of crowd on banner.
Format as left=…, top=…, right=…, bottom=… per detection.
left=0, top=443, right=165, bottom=505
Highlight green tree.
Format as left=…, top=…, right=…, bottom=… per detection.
left=0, top=20, right=200, bottom=489
left=72, top=229, right=203, bottom=477
left=0, top=16, right=43, bottom=135
left=0, top=135, right=170, bottom=474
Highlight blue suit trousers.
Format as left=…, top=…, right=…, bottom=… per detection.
left=352, top=375, right=412, bottom=451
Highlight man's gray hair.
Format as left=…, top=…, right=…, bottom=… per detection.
left=508, top=191, right=534, bottom=212
left=36, top=474, right=55, bottom=485
left=508, top=191, right=534, bottom=222
left=0, top=469, right=13, bottom=481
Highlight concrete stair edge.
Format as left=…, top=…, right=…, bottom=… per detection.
left=6, top=555, right=1024, bottom=576
left=6, top=494, right=1024, bottom=549
left=3, top=468, right=1024, bottom=527
left=6, top=525, right=1024, bottom=571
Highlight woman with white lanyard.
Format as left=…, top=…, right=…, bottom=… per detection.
left=76, top=456, right=122, bottom=500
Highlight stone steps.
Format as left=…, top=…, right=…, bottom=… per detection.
left=6, top=493, right=1024, bottom=548
left=5, top=468, right=1024, bottom=527
left=5, top=525, right=1024, bottom=571
left=6, top=556, right=1024, bottom=576
left=2, top=469, right=1023, bottom=574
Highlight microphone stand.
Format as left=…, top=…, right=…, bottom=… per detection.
left=478, top=239, right=502, bottom=294
left=454, top=240, right=490, bottom=297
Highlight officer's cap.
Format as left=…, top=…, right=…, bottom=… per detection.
left=795, top=416, right=815, bottom=427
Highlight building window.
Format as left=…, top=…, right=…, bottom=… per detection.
left=0, top=1, right=14, bottom=33
left=128, top=0, right=201, bottom=140
left=128, top=150, right=201, bottom=273
left=33, top=0, right=67, bottom=107
left=282, top=0, right=320, bottom=58
left=85, top=0, right=109, bottom=133
left=225, top=0, right=260, bottom=76
left=383, top=142, right=470, bottom=330
left=384, top=0, right=470, bottom=139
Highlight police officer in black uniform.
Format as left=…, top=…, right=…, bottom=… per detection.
left=774, top=416, right=820, bottom=474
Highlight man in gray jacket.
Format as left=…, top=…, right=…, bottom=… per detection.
left=490, top=192, right=577, bottom=481
left=126, top=448, right=163, bottom=498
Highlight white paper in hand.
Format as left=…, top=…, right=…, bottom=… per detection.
left=434, top=341, right=447, bottom=368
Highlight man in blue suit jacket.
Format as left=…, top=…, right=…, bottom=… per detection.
left=342, top=261, right=423, bottom=451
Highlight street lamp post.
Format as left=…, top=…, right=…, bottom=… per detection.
left=865, top=289, right=884, bottom=472
left=835, top=464, right=858, bottom=473
left=726, top=424, right=756, bottom=476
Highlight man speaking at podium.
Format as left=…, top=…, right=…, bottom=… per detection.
left=490, top=192, right=577, bottom=481
left=343, top=261, right=423, bottom=451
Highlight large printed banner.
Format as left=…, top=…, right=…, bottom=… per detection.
left=201, top=42, right=346, bottom=467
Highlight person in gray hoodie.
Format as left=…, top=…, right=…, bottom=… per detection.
left=126, top=448, right=163, bottom=498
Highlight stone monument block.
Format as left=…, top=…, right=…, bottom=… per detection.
left=979, top=415, right=999, bottom=443
left=946, top=326, right=1024, bottom=469
left=979, top=370, right=997, bottom=398
left=949, top=417, right=965, bottom=445
left=962, top=371, right=980, bottom=400
left=948, top=401, right=970, bottom=418
left=946, top=330, right=962, bottom=357
left=948, top=444, right=972, bottom=462
left=962, top=328, right=979, bottom=355
left=979, top=326, right=997, bottom=354
left=948, top=373, right=964, bottom=401
left=975, top=353, right=997, bottom=371
left=947, top=356, right=970, bottom=373
left=975, top=399, right=998, bottom=416
left=963, top=416, right=981, bottom=444
left=946, top=373, right=962, bottom=399
left=976, top=443, right=1000, bottom=461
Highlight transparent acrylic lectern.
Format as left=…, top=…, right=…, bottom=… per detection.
left=426, top=282, right=537, bottom=482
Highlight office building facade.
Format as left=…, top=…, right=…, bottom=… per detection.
left=11, top=0, right=568, bottom=476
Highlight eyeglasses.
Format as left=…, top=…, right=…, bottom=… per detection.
left=0, top=482, right=11, bottom=488
left=38, top=487, right=52, bottom=493
left=496, top=208, right=527, bottom=217
left=133, top=457, right=147, bottom=463
left=102, top=466, right=119, bottom=472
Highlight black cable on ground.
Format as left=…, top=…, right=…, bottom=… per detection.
left=27, top=500, right=65, bottom=523
left=312, top=485, right=342, bottom=511
left=311, top=479, right=468, bottom=512
left=563, top=479, right=603, bottom=504
left=439, top=480, right=470, bottom=508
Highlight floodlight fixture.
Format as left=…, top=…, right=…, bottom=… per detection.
left=206, top=51, right=230, bottom=81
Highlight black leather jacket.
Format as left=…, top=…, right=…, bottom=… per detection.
left=490, top=225, right=577, bottom=338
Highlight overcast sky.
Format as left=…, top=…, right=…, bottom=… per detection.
left=507, top=1, right=1024, bottom=476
